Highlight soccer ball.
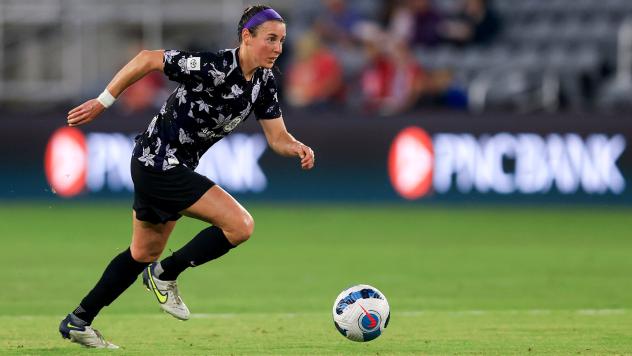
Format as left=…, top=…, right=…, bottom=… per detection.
left=332, top=284, right=390, bottom=342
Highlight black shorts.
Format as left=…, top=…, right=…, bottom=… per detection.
left=130, top=158, right=215, bottom=224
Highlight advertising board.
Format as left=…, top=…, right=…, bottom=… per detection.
left=2, top=110, right=630, bottom=203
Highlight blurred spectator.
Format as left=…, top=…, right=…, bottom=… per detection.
left=119, top=72, right=165, bottom=113
left=360, top=27, right=426, bottom=116
left=387, top=0, right=444, bottom=47
left=314, top=0, right=365, bottom=48
left=118, top=39, right=166, bottom=113
left=439, top=0, right=501, bottom=46
left=286, top=31, right=343, bottom=108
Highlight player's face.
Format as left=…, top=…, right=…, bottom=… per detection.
left=252, top=21, right=286, bottom=69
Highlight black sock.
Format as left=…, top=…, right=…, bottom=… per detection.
left=72, top=248, right=148, bottom=324
left=158, top=226, right=235, bottom=281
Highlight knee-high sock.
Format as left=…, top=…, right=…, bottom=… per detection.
left=157, top=226, right=235, bottom=281
left=72, top=248, right=148, bottom=324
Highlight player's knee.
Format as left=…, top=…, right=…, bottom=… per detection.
left=227, top=213, right=254, bottom=245
left=130, top=245, right=162, bottom=263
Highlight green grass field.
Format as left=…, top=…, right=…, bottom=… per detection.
left=1, top=202, right=631, bottom=355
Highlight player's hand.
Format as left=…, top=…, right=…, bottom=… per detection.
left=67, top=99, right=106, bottom=127
left=295, top=142, right=315, bottom=170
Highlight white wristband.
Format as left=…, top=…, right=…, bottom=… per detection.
left=96, top=89, right=116, bottom=108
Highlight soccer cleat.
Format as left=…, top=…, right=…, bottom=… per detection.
left=142, top=262, right=190, bottom=320
left=59, top=314, right=119, bottom=349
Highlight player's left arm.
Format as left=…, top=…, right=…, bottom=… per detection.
left=259, top=117, right=315, bottom=170
left=67, top=50, right=165, bottom=126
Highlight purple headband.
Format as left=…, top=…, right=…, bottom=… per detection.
left=244, top=8, right=283, bottom=30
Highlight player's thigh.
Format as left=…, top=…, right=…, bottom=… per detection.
left=130, top=210, right=177, bottom=262
left=181, top=185, right=253, bottom=244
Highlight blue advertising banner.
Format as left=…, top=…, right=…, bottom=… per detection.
left=2, top=109, right=631, bottom=203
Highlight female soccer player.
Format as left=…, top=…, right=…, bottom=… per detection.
left=59, top=5, right=314, bottom=348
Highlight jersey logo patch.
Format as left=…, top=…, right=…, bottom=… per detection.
left=186, top=57, right=201, bottom=71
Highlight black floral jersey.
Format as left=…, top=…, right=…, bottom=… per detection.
left=132, top=48, right=282, bottom=171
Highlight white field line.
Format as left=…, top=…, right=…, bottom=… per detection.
left=1, top=309, right=626, bottom=320
left=393, top=309, right=627, bottom=317
left=184, top=309, right=627, bottom=319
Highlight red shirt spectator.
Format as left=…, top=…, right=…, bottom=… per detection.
left=361, top=41, right=425, bottom=115
left=286, top=32, right=343, bottom=107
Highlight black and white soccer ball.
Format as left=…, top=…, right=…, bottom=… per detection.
left=332, top=284, right=390, bottom=342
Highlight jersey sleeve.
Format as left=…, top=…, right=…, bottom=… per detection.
left=163, top=50, right=220, bottom=87
left=254, top=70, right=282, bottom=120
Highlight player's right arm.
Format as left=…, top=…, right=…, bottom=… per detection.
left=66, top=50, right=165, bottom=127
